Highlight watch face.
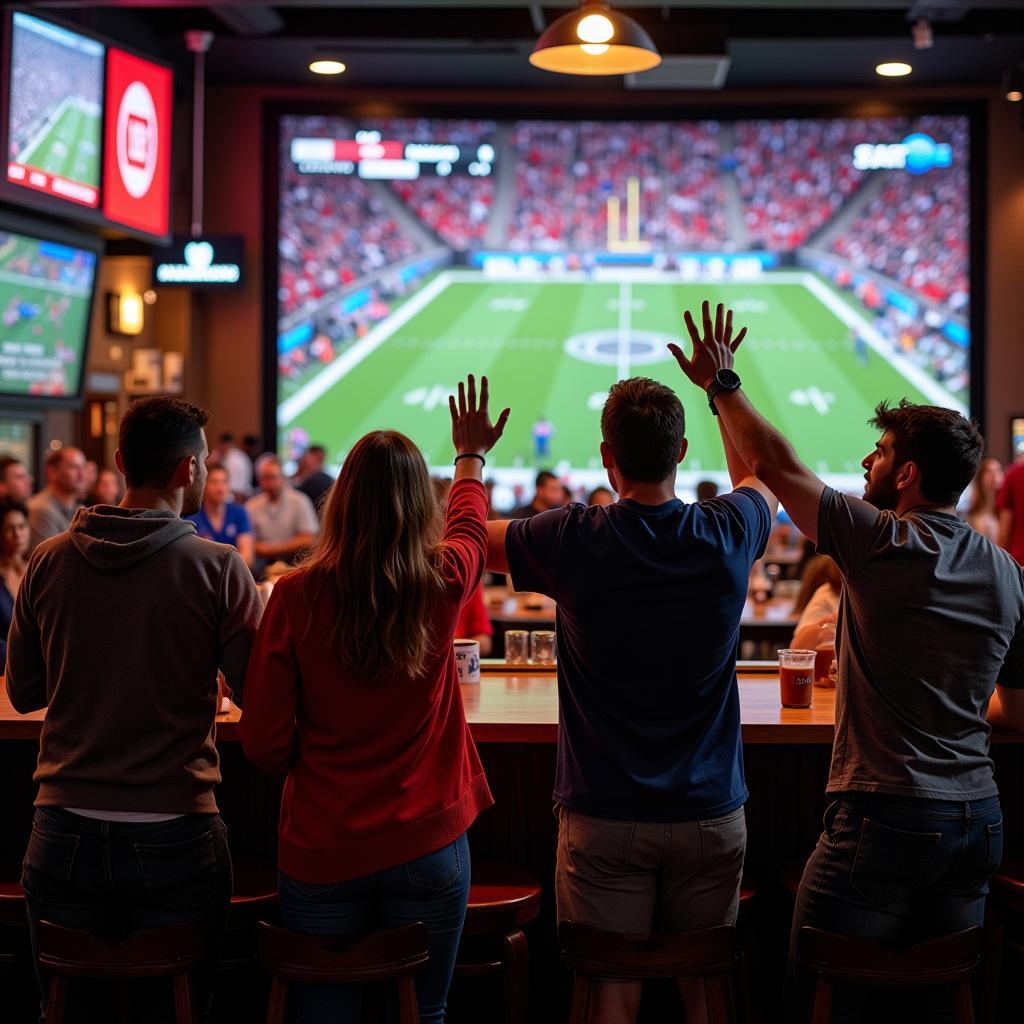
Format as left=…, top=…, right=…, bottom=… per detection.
left=717, top=369, right=741, bottom=388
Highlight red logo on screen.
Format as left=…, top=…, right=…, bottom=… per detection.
left=103, top=49, right=171, bottom=238
left=126, top=113, right=150, bottom=169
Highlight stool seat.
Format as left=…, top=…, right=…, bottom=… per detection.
left=230, top=856, right=278, bottom=911
left=0, top=880, right=26, bottom=928
left=991, top=855, right=1024, bottom=909
left=462, top=861, right=542, bottom=937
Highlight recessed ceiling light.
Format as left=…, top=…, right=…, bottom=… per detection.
left=876, top=61, right=912, bottom=78
left=309, top=59, right=346, bottom=76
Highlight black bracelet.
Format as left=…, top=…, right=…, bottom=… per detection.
left=454, top=452, right=486, bottom=466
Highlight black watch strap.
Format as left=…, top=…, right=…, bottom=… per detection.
left=707, top=372, right=741, bottom=416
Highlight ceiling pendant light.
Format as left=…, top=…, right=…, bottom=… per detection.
left=529, top=0, right=661, bottom=76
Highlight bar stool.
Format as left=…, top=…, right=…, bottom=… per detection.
left=560, top=921, right=740, bottom=1024
left=454, top=861, right=542, bottom=1024
left=257, top=920, right=429, bottom=1024
left=982, top=854, right=1024, bottom=1024
left=37, top=918, right=207, bottom=1024
left=223, top=856, right=279, bottom=970
left=795, top=925, right=982, bottom=1024
left=0, top=880, right=26, bottom=974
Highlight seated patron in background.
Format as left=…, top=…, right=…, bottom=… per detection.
left=964, top=456, right=1003, bottom=543
left=245, top=457, right=319, bottom=576
left=187, top=462, right=254, bottom=569
left=0, top=500, right=29, bottom=665
left=26, top=446, right=86, bottom=553
left=997, top=450, right=1024, bottom=565
left=88, top=467, right=123, bottom=507
left=696, top=478, right=719, bottom=501
left=487, top=309, right=776, bottom=1024
left=789, top=554, right=842, bottom=653
left=294, top=444, right=334, bottom=512
left=510, top=470, right=564, bottom=519
left=587, top=485, right=615, bottom=507
left=0, top=456, right=33, bottom=503
left=6, top=397, right=262, bottom=1021
left=241, top=375, right=505, bottom=1023
left=668, top=302, right=1024, bottom=1021
left=211, top=431, right=253, bottom=503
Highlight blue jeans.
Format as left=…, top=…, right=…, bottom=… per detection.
left=786, top=792, right=1003, bottom=1023
left=278, top=834, right=471, bottom=1024
left=21, top=807, right=232, bottom=1024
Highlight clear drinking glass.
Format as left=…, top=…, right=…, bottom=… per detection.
left=530, top=630, right=556, bottom=665
left=505, top=630, right=529, bottom=664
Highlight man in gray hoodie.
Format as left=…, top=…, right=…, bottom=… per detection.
left=7, top=396, right=262, bottom=1020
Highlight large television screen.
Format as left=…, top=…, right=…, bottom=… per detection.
left=1, top=9, right=172, bottom=242
left=272, top=110, right=973, bottom=496
left=5, top=11, right=104, bottom=208
left=0, top=216, right=98, bottom=402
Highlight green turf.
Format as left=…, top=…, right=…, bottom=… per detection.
left=0, top=236, right=92, bottom=396
left=279, top=274, right=948, bottom=479
left=17, top=99, right=100, bottom=187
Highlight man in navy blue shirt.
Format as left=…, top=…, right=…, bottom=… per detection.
left=487, top=303, right=776, bottom=1023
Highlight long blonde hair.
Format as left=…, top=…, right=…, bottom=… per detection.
left=303, top=431, right=446, bottom=681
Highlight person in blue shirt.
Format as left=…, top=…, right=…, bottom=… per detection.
left=0, top=499, right=29, bottom=666
left=186, top=462, right=254, bottom=569
left=486, top=302, right=777, bottom=1024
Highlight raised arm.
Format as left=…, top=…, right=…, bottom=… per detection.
left=670, top=300, right=821, bottom=542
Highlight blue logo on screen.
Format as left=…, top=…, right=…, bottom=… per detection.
left=901, top=133, right=953, bottom=175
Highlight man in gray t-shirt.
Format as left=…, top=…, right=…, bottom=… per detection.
left=670, top=300, right=1024, bottom=1022
left=244, top=457, right=318, bottom=576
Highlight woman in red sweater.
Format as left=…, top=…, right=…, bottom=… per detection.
left=241, top=375, right=509, bottom=1023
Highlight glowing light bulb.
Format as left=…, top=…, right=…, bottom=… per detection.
left=309, top=59, right=346, bottom=76
left=577, top=13, right=614, bottom=44
left=581, top=43, right=610, bottom=56
left=875, top=62, right=912, bottom=78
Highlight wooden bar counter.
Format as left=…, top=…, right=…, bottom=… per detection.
left=0, top=670, right=1021, bottom=1022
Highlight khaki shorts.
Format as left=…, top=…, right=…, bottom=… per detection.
left=555, top=804, right=747, bottom=934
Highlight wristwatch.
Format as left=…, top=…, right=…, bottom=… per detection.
left=706, top=369, right=742, bottom=415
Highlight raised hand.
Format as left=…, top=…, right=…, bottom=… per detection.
left=449, top=374, right=510, bottom=456
left=668, top=300, right=748, bottom=391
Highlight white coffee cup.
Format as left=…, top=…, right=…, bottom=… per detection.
left=454, top=639, right=481, bottom=684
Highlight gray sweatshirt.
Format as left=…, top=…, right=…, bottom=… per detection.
left=6, top=505, right=262, bottom=814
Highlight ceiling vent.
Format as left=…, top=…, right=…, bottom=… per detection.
left=625, top=55, right=731, bottom=90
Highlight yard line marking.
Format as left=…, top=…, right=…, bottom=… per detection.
left=278, top=271, right=454, bottom=426
left=617, top=280, right=632, bottom=381
left=798, top=273, right=966, bottom=413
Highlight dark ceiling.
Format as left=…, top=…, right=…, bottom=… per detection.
left=29, top=1, right=1024, bottom=91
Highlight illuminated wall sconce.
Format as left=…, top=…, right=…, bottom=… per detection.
left=107, top=291, right=145, bottom=336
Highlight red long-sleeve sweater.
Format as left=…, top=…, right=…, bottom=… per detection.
left=240, top=478, right=494, bottom=883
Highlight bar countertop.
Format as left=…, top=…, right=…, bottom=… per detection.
left=3, top=667, right=1021, bottom=746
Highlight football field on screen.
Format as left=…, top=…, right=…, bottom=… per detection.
left=16, top=98, right=101, bottom=186
left=279, top=274, right=957, bottom=480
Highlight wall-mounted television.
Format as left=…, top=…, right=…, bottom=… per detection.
left=0, top=210, right=100, bottom=407
left=267, top=103, right=981, bottom=498
left=0, top=8, right=172, bottom=242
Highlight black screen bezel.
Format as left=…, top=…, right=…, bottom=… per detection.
left=0, top=206, right=104, bottom=409
left=262, top=96, right=987, bottom=453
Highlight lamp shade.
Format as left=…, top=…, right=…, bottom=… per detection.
left=530, top=2, right=661, bottom=76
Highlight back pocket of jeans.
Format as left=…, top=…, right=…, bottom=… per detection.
left=134, top=830, right=220, bottom=911
left=850, top=817, right=941, bottom=905
left=406, top=842, right=462, bottom=891
left=21, top=824, right=80, bottom=904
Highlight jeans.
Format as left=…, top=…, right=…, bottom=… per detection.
left=786, top=792, right=1003, bottom=1023
left=21, top=807, right=232, bottom=1024
left=278, top=833, right=471, bottom=1024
